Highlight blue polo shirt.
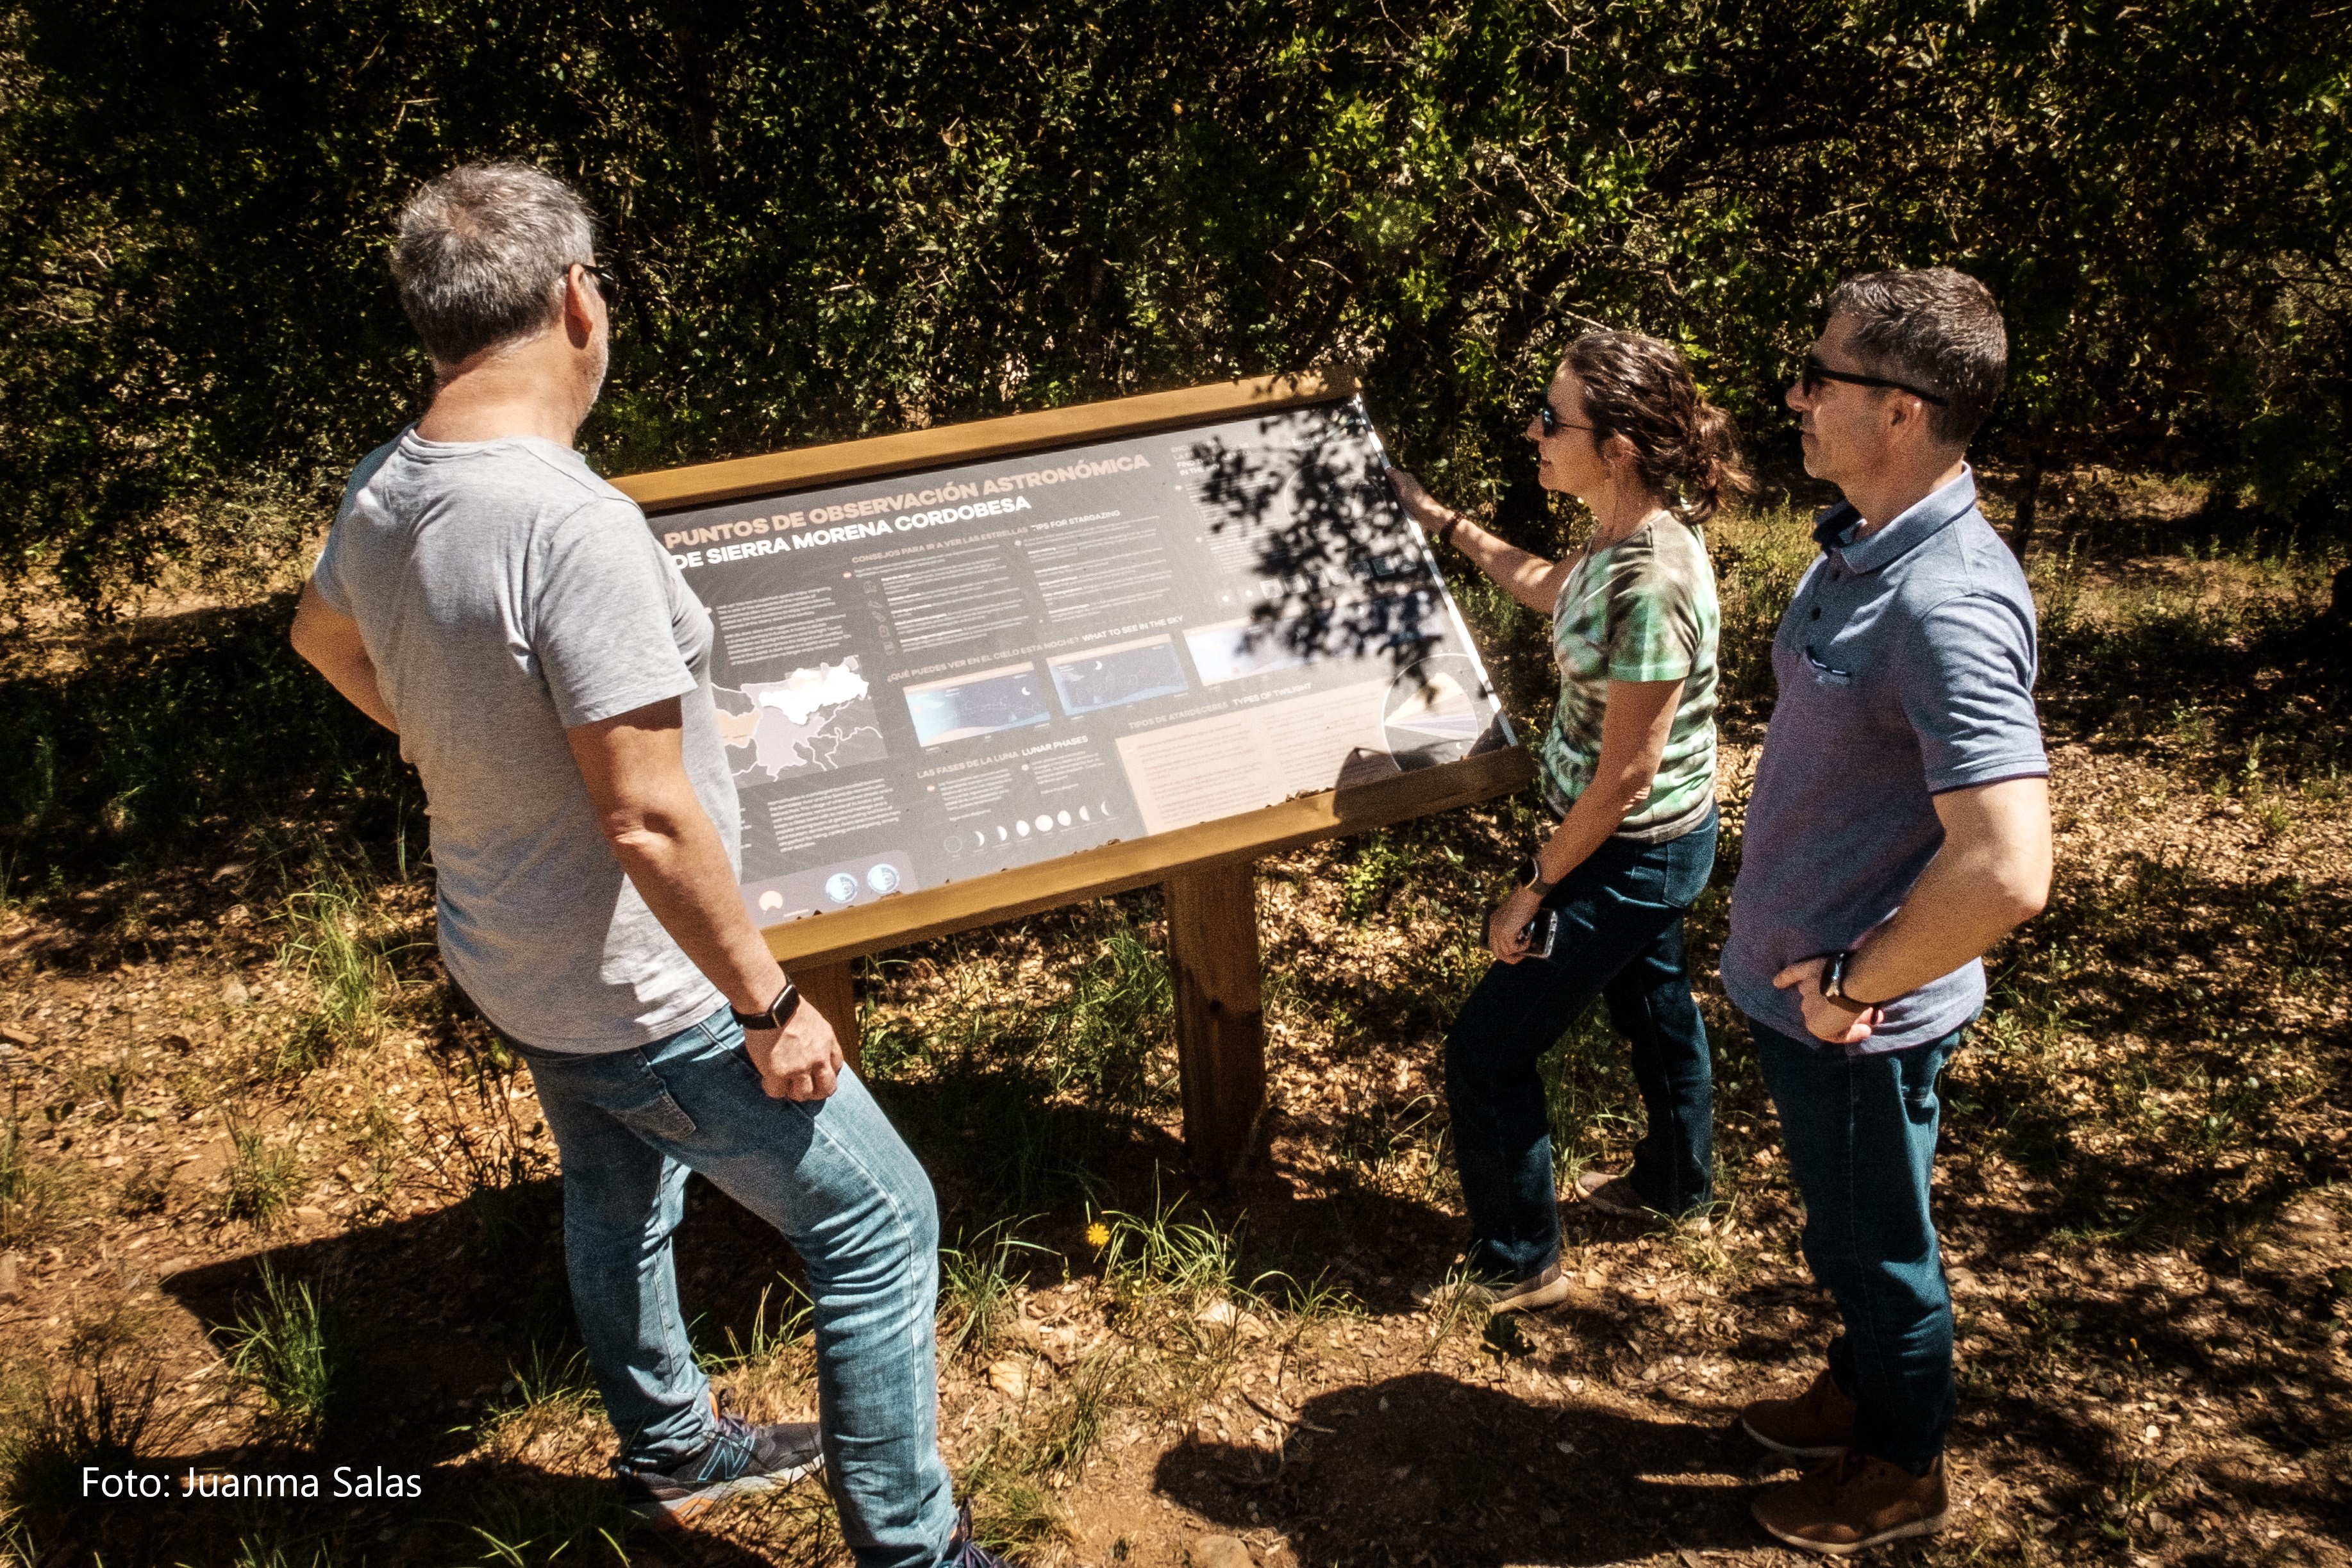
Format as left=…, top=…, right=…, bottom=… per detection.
left=1722, top=467, right=2047, bottom=1054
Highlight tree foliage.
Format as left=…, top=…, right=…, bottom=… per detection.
left=1, top=0, right=2345, bottom=610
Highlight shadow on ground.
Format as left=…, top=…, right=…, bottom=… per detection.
left=1156, top=1369, right=1764, bottom=1565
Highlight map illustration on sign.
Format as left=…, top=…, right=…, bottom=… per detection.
left=647, top=397, right=1512, bottom=926
left=713, top=658, right=888, bottom=783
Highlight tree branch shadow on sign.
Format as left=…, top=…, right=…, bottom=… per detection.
left=1185, top=410, right=1512, bottom=769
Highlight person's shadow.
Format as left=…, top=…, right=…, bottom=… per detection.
left=1153, top=1365, right=1772, bottom=1565
left=146, top=1182, right=794, bottom=1567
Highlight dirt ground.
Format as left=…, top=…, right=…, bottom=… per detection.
left=3, top=488, right=2349, bottom=1567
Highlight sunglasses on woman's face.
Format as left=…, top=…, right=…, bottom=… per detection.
left=1797, top=353, right=1946, bottom=406
left=1536, top=399, right=1598, bottom=437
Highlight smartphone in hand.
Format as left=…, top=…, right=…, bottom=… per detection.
left=1521, top=907, right=1558, bottom=960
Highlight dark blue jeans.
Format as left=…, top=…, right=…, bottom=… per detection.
left=1444, top=810, right=1716, bottom=1283
left=1751, top=1017, right=1967, bottom=1476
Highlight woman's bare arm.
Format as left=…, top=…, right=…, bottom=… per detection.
left=1388, top=470, right=1569, bottom=614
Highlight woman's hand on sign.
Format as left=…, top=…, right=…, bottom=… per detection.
left=1387, top=470, right=1454, bottom=539
left=1487, top=884, right=1547, bottom=965
left=745, top=1003, right=846, bottom=1100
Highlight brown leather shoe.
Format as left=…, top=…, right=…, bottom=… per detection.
left=1487, top=1260, right=1572, bottom=1314
left=1751, top=1450, right=1949, bottom=1556
left=1740, top=1368, right=1858, bottom=1459
left=1572, top=1168, right=1655, bottom=1219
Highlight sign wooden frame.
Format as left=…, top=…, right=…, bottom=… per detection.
left=613, top=372, right=1535, bottom=1178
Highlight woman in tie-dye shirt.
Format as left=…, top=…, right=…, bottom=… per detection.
left=1389, top=330, right=1748, bottom=1310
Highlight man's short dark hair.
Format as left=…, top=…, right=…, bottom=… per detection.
left=1825, top=268, right=2007, bottom=446
left=393, top=162, right=596, bottom=367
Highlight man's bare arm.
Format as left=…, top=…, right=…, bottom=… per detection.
left=1776, top=775, right=2052, bottom=1041
left=290, top=581, right=399, bottom=733
left=565, top=697, right=843, bottom=1100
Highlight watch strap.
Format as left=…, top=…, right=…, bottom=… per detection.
left=1521, top=854, right=1556, bottom=897
left=1819, top=951, right=1872, bottom=1015
left=731, top=980, right=801, bottom=1032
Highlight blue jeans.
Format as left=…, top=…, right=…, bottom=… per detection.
left=1751, top=1017, right=1965, bottom=1475
left=517, top=1009, right=958, bottom=1568
left=1444, top=810, right=1717, bottom=1283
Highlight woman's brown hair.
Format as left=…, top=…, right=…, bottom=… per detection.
left=1560, top=330, right=1753, bottom=528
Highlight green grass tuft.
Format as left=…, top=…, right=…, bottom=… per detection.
left=0, top=1343, right=167, bottom=1535
left=940, top=1217, right=1047, bottom=1362
left=221, top=1264, right=351, bottom=1441
left=222, top=1122, right=301, bottom=1231
left=273, top=855, right=404, bottom=1072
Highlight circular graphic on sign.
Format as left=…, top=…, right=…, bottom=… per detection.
left=867, top=863, right=901, bottom=895
left=758, top=889, right=786, bottom=912
left=1034, top=814, right=1053, bottom=833
left=1383, top=654, right=1487, bottom=767
left=824, top=872, right=860, bottom=905
left=1056, top=810, right=1072, bottom=827
left=943, top=834, right=965, bottom=854
left=1015, top=820, right=1031, bottom=838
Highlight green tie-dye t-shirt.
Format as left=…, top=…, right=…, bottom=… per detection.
left=1537, top=513, right=1719, bottom=841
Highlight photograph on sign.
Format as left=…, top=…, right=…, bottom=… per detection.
left=647, top=398, right=1513, bottom=927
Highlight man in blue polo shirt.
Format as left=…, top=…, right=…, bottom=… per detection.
left=1722, top=268, right=2053, bottom=1555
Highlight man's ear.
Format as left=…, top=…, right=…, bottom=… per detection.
left=562, top=267, right=597, bottom=346
left=1883, top=390, right=1936, bottom=451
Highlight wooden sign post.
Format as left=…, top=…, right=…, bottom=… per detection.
left=613, top=372, right=1533, bottom=1181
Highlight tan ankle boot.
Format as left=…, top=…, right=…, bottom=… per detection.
left=1739, top=1368, right=1858, bottom=1459
left=1751, top=1450, right=1950, bottom=1556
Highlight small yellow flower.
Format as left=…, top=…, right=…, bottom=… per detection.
left=1085, top=1221, right=1112, bottom=1248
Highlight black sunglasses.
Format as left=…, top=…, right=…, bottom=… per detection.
left=1536, top=399, right=1598, bottom=437
left=576, top=262, right=621, bottom=308
left=1799, top=352, right=1946, bottom=406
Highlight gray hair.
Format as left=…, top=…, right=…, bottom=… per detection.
left=1825, top=267, right=2008, bottom=446
left=392, top=162, right=597, bottom=367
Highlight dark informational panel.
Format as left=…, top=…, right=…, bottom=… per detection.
left=643, top=397, right=1513, bottom=929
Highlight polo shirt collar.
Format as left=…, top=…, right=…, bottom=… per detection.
left=1811, top=465, right=1978, bottom=574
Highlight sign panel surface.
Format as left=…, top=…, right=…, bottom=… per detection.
left=647, top=398, right=1512, bottom=926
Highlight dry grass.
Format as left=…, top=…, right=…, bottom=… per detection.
left=0, top=477, right=2344, bottom=1565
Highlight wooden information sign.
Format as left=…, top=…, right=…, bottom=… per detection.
left=613, top=372, right=1535, bottom=1178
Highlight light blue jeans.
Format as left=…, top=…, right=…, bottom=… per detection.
left=516, top=1008, right=958, bottom=1568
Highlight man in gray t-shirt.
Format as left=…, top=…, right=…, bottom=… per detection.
left=1725, top=271, right=2052, bottom=1555
left=292, top=163, right=993, bottom=1568
left=314, top=433, right=741, bottom=1051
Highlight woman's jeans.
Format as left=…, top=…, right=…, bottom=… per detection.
left=1751, top=1017, right=1967, bottom=1476
left=516, top=1009, right=957, bottom=1568
left=1444, top=809, right=1717, bottom=1283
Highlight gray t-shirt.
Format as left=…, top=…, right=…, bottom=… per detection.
left=313, top=429, right=738, bottom=1053
left=1722, top=467, right=2047, bottom=1054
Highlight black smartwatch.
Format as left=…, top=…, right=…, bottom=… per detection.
left=1521, top=855, right=1557, bottom=897
left=731, top=981, right=801, bottom=1032
left=1819, top=951, right=1873, bottom=1015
